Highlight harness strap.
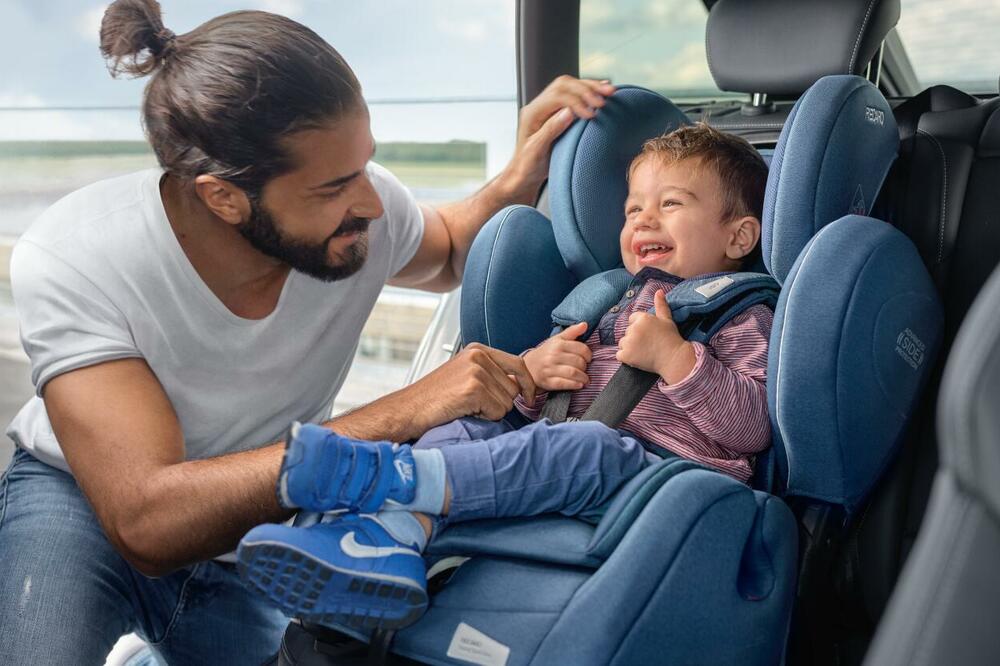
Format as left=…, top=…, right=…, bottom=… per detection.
left=542, top=272, right=779, bottom=428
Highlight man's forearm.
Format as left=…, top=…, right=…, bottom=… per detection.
left=123, top=387, right=430, bottom=575
left=435, top=168, right=540, bottom=283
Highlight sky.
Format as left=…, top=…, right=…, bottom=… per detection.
left=0, top=0, right=997, bottom=152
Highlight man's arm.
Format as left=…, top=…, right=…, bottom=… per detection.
left=47, top=344, right=534, bottom=576
left=390, top=76, right=615, bottom=292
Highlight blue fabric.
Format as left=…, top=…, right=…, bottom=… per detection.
left=762, top=75, right=899, bottom=284
left=550, top=267, right=633, bottom=334
left=460, top=205, right=576, bottom=354
left=552, top=269, right=779, bottom=345
left=549, top=86, right=690, bottom=279
left=0, top=449, right=287, bottom=665
left=411, top=416, right=658, bottom=525
left=383, top=469, right=798, bottom=666
left=768, top=216, right=943, bottom=512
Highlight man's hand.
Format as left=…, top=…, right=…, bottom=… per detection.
left=523, top=322, right=593, bottom=393
left=402, top=343, right=537, bottom=431
left=505, top=76, right=617, bottom=203
left=617, top=290, right=696, bottom=384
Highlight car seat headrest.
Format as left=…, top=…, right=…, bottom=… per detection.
left=763, top=75, right=898, bottom=285
left=548, top=86, right=689, bottom=280
left=706, top=0, right=900, bottom=96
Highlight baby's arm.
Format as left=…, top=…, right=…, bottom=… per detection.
left=657, top=305, right=772, bottom=454
left=513, top=322, right=592, bottom=417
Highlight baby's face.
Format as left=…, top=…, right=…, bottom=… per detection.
left=620, top=157, right=740, bottom=278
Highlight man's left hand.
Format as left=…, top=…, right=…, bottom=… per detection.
left=505, top=76, right=616, bottom=202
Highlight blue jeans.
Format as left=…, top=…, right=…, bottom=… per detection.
left=414, top=416, right=663, bottom=526
left=0, top=448, right=288, bottom=665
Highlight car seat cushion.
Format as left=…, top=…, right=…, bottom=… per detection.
left=461, top=205, right=577, bottom=354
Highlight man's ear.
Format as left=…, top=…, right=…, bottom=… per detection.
left=726, top=215, right=761, bottom=260
left=193, top=175, right=250, bottom=226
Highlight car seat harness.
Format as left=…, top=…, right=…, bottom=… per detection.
left=540, top=268, right=780, bottom=430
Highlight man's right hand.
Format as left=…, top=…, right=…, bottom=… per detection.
left=405, top=342, right=537, bottom=430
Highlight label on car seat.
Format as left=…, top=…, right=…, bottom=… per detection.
left=694, top=275, right=734, bottom=299
left=447, top=622, right=510, bottom=666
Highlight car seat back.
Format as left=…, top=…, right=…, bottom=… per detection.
left=863, top=260, right=1000, bottom=666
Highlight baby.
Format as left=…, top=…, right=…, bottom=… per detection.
left=237, top=123, right=773, bottom=630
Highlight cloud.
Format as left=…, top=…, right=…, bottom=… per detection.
left=76, top=4, right=108, bottom=45
left=250, top=0, right=305, bottom=19
left=436, top=17, right=488, bottom=43
left=897, top=0, right=1000, bottom=87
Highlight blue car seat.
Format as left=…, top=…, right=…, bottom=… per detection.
left=328, top=76, right=942, bottom=666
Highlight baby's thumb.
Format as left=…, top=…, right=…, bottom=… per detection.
left=558, top=321, right=588, bottom=339
left=654, top=289, right=672, bottom=320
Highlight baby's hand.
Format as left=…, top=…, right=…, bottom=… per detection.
left=523, top=322, right=593, bottom=392
left=617, top=290, right=696, bottom=384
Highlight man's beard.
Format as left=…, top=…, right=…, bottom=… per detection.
left=238, top=196, right=370, bottom=282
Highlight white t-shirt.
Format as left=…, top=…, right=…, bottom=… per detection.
left=5, top=163, right=424, bottom=473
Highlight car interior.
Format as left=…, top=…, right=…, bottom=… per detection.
left=272, top=0, right=1000, bottom=664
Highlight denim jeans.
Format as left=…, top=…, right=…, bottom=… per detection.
left=0, top=448, right=288, bottom=665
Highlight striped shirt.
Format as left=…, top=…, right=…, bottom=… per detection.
left=515, top=268, right=772, bottom=483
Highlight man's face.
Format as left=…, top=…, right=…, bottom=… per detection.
left=239, top=108, right=384, bottom=282
left=619, top=157, right=741, bottom=279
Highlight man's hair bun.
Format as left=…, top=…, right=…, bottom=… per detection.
left=100, top=0, right=177, bottom=78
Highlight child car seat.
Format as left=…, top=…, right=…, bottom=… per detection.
left=295, top=76, right=941, bottom=666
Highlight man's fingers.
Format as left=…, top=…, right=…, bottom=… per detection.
left=557, top=321, right=588, bottom=340
left=535, top=106, right=575, bottom=142
left=481, top=347, right=536, bottom=404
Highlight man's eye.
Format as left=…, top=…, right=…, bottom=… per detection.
left=320, top=187, right=346, bottom=200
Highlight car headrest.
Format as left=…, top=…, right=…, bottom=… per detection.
left=548, top=86, right=689, bottom=280
left=706, top=0, right=900, bottom=96
left=763, top=75, right=898, bottom=285
left=938, top=262, right=1000, bottom=518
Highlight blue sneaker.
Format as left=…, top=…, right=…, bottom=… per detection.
left=277, top=422, right=416, bottom=513
left=238, top=514, right=428, bottom=630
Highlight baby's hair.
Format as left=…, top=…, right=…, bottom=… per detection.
left=630, top=123, right=769, bottom=227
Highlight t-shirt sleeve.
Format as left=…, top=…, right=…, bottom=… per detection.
left=10, top=240, right=142, bottom=396
left=367, top=162, right=426, bottom=278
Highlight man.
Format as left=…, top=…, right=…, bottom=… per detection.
left=0, top=2, right=614, bottom=663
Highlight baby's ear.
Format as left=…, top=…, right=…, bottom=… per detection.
left=727, top=215, right=761, bottom=259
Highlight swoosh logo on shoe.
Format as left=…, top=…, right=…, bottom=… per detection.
left=394, top=458, right=414, bottom=484
left=340, top=531, right=420, bottom=559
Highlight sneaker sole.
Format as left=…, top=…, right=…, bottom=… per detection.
left=238, top=539, right=428, bottom=630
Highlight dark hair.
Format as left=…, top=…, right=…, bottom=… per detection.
left=100, top=0, right=364, bottom=194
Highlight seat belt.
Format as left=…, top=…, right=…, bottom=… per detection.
left=541, top=272, right=779, bottom=428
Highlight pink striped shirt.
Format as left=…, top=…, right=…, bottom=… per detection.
left=515, top=271, right=772, bottom=483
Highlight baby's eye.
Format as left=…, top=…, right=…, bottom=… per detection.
left=626, top=205, right=641, bottom=215
left=662, top=199, right=679, bottom=208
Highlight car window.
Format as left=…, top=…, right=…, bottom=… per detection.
left=579, top=0, right=740, bottom=101
left=897, top=0, right=1000, bottom=93
left=0, top=2, right=516, bottom=447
